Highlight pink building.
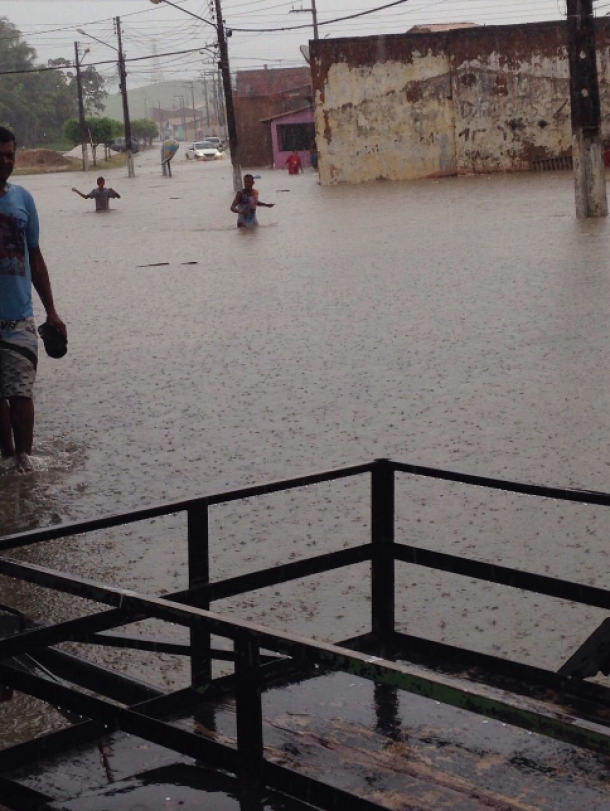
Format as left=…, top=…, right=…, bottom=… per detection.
left=263, top=105, right=315, bottom=169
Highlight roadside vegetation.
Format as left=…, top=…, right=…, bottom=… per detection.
left=0, top=17, right=106, bottom=147
left=0, top=15, right=159, bottom=175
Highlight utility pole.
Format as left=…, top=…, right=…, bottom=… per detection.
left=213, top=0, right=241, bottom=190
left=216, top=71, right=226, bottom=129
left=115, top=16, right=135, bottom=178
left=211, top=74, right=219, bottom=125
left=289, top=0, right=319, bottom=40
left=187, top=83, right=197, bottom=139
left=74, top=42, right=89, bottom=171
left=148, top=0, right=241, bottom=189
left=174, top=95, right=186, bottom=138
left=567, top=0, right=607, bottom=218
left=203, top=76, right=210, bottom=127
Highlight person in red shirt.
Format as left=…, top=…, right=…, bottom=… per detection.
left=284, top=151, right=304, bottom=176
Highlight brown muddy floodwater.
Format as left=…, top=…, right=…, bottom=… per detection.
left=1, top=149, right=610, bottom=746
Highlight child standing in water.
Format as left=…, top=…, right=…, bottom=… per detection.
left=231, top=174, right=273, bottom=228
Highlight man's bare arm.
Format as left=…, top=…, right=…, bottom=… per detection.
left=71, top=188, right=88, bottom=199
left=29, top=247, right=67, bottom=337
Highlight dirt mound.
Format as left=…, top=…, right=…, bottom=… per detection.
left=16, top=149, right=73, bottom=169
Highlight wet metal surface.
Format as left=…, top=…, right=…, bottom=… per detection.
left=43, top=763, right=313, bottom=810
left=1, top=151, right=610, bottom=748
left=6, top=671, right=609, bottom=809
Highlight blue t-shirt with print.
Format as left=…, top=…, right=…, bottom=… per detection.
left=0, top=183, right=40, bottom=320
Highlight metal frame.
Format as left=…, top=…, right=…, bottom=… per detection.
left=0, top=458, right=609, bottom=809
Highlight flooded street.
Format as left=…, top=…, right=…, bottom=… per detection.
left=2, top=149, right=610, bottom=745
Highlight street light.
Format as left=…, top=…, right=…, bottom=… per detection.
left=77, top=22, right=136, bottom=179
left=149, top=0, right=242, bottom=190
left=76, top=29, right=116, bottom=52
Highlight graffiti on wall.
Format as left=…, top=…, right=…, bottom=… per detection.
left=310, top=21, right=610, bottom=185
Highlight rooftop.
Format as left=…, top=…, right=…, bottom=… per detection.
left=408, top=22, right=478, bottom=33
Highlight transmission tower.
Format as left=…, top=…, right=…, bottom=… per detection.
left=151, top=39, right=165, bottom=85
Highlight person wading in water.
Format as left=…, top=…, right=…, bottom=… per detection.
left=230, top=174, right=274, bottom=228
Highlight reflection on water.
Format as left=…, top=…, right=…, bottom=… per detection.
left=0, top=437, right=83, bottom=535
left=2, top=153, right=610, bottom=749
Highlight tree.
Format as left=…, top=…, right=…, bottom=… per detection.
left=49, top=57, right=106, bottom=117
left=64, top=116, right=121, bottom=166
left=0, top=19, right=74, bottom=145
left=130, top=118, right=159, bottom=146
left=0, top=18, right=107, bottom=147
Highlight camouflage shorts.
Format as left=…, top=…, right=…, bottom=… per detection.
left=0, top=318, right=38, bottom=399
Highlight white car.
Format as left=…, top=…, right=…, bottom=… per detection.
left=203, top=136, right=225, bottom=151
left=185, top=141, right=223, bottom=161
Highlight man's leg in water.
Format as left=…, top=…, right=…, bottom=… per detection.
left=0, top=398, right=15, bottom=457
left=9, top=396, right=34, bottom=465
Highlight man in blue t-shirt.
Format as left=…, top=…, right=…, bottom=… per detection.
left=0, top=126, right=67, bottom=471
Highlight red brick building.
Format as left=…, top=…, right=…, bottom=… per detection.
left=234, top=67, right=313, bottom=167
left=235, top=67, right=311, bottom=97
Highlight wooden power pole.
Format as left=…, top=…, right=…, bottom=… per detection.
left=289, top=0, right=319, bottom=40
left=213, top=0, right=241, bottom=191
left=115, top=17, right=135, bottom=179
left=567, top=0, right=607, bottom=218
left=149, top=0, right=241, bottom=190
left=74, top=42, right=89, bottom=172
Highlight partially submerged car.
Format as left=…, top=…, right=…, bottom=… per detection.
left=185, top=141, right=223, bottom=160
left=202, top=136, right=225, bottom=151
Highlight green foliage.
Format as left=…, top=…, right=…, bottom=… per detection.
left=0, top=17, right=107, bottom=147
left=64, top=117, right=122, bottom=165
left=63, top=119, right=81, bottom=146
left=65, top=117, right=122, bottom=146
left=130, top=118, right=159, bottom=144
left=77, top=66, right=107, bottom=116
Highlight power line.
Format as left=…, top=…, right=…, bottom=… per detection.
left=0, top=0, right=195, bottom=39
left=0, top=47, right=206, bottom=77
left=229, top=0, right=414, bottom=32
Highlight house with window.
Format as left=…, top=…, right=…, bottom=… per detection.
left=262, top=106, right=315, bottom=169
left=234, top=67, right=313, bottom=167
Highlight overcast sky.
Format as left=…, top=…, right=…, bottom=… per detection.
left=1, top=0, right=581, bottom=90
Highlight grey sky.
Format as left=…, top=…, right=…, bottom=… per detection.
left=2, top=0, right=572, bottom=89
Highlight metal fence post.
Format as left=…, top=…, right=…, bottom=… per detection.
left=187, top=501, right=211, bottom=688
left=235, top=635, right=264, bottom=789
left=371, top=459, right=395, bottom=644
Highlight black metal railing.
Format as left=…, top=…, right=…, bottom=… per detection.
left=0, top=458, right=609, bottom=810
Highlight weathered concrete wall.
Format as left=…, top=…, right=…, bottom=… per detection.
left=311, top=36, right=455, bottom=184
left=596, top=29, right=610, bottom=142
left=310, top=21, right=610, bottom=184
left=451, top=24, right=571, bottom=173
